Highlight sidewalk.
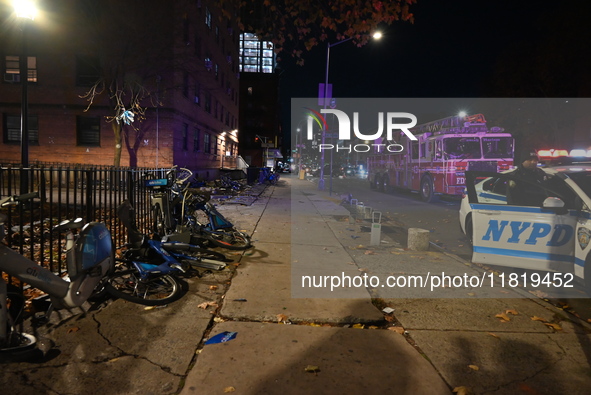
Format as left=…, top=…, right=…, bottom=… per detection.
left=2, top=175, right=591, bottom=394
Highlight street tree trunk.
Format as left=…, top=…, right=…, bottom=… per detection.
left=112, top=121, right=122, bottom=167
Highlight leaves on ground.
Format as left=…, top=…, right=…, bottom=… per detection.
left=453, top=386, right=474, bottom=395
left=495, top=313, right=511, bottom=322
left=468, top=364, right=479, bottom=371
left=544, top=322, right=562, bottom=331
left=304, top=365, right=320, bottom=374
left=505, top=309, right=519, bottom=315
left=67, top=326, right=80, bottom=334
left=197, top=301, right=218, bottom=309
left=530, top=316, right=546, bottom=322
left=224, top=386, right=236, bottom=393
left=277, top=313, right=289, bottom=323
left=388, top=326, right=405, bottom=334
left=352, top=323, right=364, bottom=329
left=488, top=332, right=500, bottom=339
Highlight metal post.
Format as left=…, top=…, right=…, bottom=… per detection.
left=20, top=19, right=29, bottom=194
left=318, top=42, right=330, bottom=190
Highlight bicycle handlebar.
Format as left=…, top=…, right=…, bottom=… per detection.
left=0, top=192, right=39, bottom=207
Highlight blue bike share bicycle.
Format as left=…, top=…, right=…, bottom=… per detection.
left=0, top=192, right=114, bottom=361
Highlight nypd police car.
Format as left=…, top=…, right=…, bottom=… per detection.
left=459, top=164, right=591, bottom=295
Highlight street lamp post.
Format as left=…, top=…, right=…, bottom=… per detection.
left=318, top=32, right=381, bottom=192
left=14, top=0, right=36, bottom=193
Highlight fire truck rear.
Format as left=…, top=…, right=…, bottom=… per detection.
left=367, top=113, right=514, bottom=202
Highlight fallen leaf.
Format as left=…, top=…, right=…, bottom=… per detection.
left=209, top=285, right=218, bottom=291
left=384, top=315, right=395, bottom=322
left=495, top=313, right=510, bottom=322
left=304, top=365, right=320, bottom=373
left=213, top=317, right=225, bottom=323
left=197, top=301, right=218, bottom=309
left=453, top=386, right=474, bottom=395
left=505, top=309, right=519, bottom=315
left=352, top=323, right=364, bottom=329
left=308, top=323, right=322, bottom=327
left=468, top=364, right=479, bottom=371
left=277, top=314, right=289, bottom=323
left=224, top=386, right=236, bottom=393
left=544, top=323, right=562, bottom=331
left=388, top=326, right=405, bottom=334
left=530, top=316, right=546, bottom=322
left=144, top=306, right=156, bottom=310
left=369, top=326, right=379, bottom=329
left=67, top=327, right=80, bottom=334
left=488, top=332, right=500, bottom=339
left=364, top=250, right=375, bottom=255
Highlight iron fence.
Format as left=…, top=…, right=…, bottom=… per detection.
left=1, top=165, right=166, bottom=277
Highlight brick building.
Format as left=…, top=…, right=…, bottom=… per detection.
left=0, top=0, right=240, bottom=180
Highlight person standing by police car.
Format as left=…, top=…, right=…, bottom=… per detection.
left=506, top=150, right=548, bottom=206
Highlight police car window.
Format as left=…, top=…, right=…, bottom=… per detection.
left=543, top=175, right=576, bottom=208
left=567, top=172, right=591, bottom=199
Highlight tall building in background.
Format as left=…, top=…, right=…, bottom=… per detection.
left=0, top=0, right=240, bottom=180
left=238, top=33, right=281, bottom=167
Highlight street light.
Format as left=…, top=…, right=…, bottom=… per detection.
left=14, top=0, right=37, bottom=193
left=318, top=32, right=382, bottom=191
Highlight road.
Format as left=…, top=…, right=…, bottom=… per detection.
left=322, top=174, right=473, bottom=260
left=309, top=173, right=591, bottom=321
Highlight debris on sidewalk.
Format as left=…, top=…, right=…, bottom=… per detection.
left=205, top=331, right=237, bottom=345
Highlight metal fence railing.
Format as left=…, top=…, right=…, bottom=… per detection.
left=1, top=165, right=164, bottom=277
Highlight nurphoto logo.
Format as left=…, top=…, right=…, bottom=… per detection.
left=303, top=107, right=418, bottom=153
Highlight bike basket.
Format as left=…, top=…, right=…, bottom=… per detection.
left=145, top=178, right=170, bottom=188
left=75, top=223, right=113, bottom=273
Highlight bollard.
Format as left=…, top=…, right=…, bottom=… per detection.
left=349, top=199, right=358, bottom=224
left=408, top=228, right=430, bottom=251
left=370, top=211, right=382, bottom=246
left=357, top=202, right=365, bottom=215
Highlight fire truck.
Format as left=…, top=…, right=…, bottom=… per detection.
left=367, top=113, right=514, bottom=202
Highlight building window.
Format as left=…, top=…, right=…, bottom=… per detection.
left=4, top=55, right=37, bottom=83
left=239, top=33, right=275, bottom=73
left=4, top=114, right=38, bottom=144
left=204, top=91, right=211, bottom=113
left=194, top=83, right=201, bottom=105
left=193, top=128, right=200, bottom=151
left=77, top=116, right=100, bottom=146
left=76, top=55, right=100, bottom=87
left=182, top=123, right=188, bottom=150
left=204, top=132, right=211, bottom=153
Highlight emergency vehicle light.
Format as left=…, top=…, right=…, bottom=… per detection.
left=569, top=149, right=591, bottom=157
left=537, top=149, right=569, bottom=158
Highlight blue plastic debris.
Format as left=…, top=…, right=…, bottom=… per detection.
left=205, top=331, right=237, bottom=345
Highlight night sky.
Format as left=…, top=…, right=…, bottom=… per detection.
left=279, top=0, right=591, bottom=143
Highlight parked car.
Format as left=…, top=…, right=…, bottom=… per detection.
left=460, top=164, right=591, bottom=295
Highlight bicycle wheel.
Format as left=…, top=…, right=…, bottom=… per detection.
left=204, top=229, right=252, bottom=250
left=166, top=244, right=230, bottom=262
left=105, top=267, right=182, bottom=306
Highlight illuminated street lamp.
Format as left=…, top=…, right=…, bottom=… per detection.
left=318, top=31, right=382, bottom=191
left=14, top=0, right=37, bottom=193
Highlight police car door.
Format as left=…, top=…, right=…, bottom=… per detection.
left=466, top=171, right=576, bottom=273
